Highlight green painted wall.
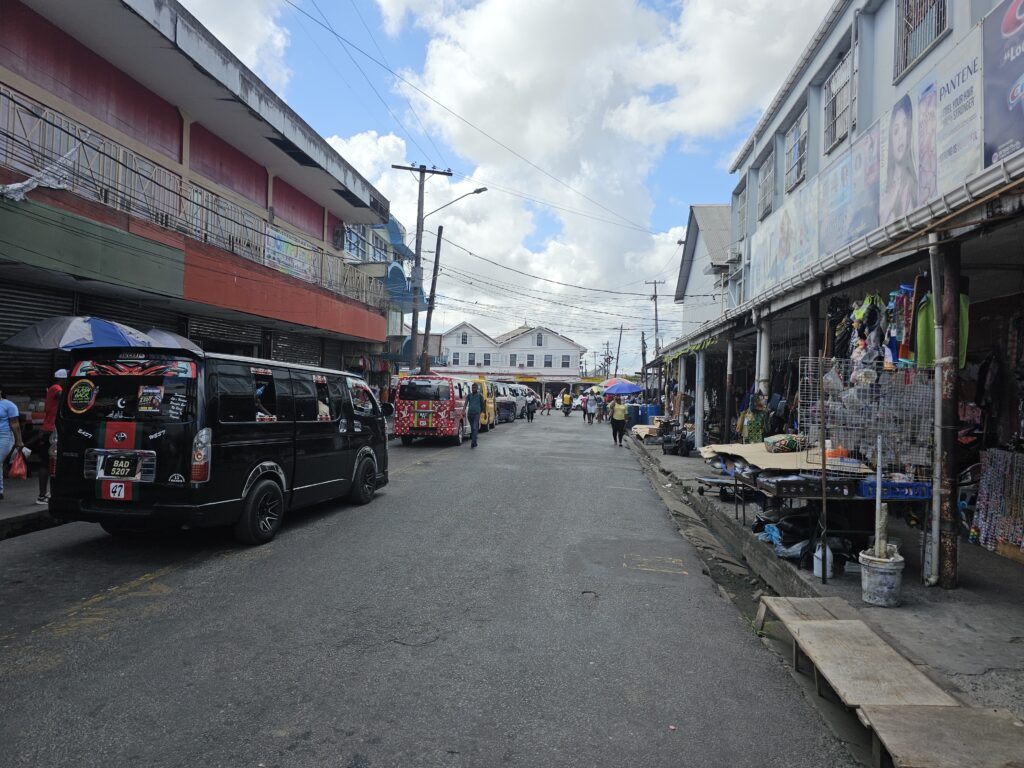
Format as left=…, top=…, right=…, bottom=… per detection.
left=0, top=198, right=184, bottom=297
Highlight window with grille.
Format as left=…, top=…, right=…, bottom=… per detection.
left=543, top=355, right=553, bottom=368
left=735, top=186, right=747, bottom=240
left=824, top=51, right=853, bottom=152
left=483, top=353, right=491, bottom=366
left=561, top=355, right=570, bottom=368
left=346, top=224, right=368, bottom=261
left=757, top=151, right=774, bottom=220
left=509, top=353, right=517, bottom=366
left=527, top=353, right=534, bottom=366
left=894, top=0, right=948, bottom=82
left=468, top=353, right=476, bottom=365
left=461, top=332, right=468, bottom=344
left=371, top=235, right=387, bottom=262
left=536, top=333, right=543, bottom=346
left=784, top=110, right=808, bottom=191
left=451, top=352, right=459, bottom=365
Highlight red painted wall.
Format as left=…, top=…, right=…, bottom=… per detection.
left=0, top=0, right=182, bottom=160
left=273, top=177, right=323, bottom=239
left=326, top=212, right=344, bottom=250
left=189, top=123, right=267, bottom=206
left=183, top=241, right=385, bottom=342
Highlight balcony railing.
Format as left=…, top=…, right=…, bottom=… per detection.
left=0, top=85, right=386, bottom=310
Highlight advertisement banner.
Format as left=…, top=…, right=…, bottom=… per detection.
left=265, top=227, right=319, bottom=283
left=985, top=0, right=1024, bottom=164
left=819, top=122, right=880, bottom=257
left=881, top=27, right=982, bottom=224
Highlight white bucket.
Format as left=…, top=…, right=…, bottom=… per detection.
left=859, top=549, right=905, bottom=607
left=813, top=542, right=834, bottom=579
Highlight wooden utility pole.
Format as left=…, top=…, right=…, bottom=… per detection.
left=646, top=280, right=666, bottom=401
left=641, top=330, right=648, bottom=394
left=613, top=324, right=623, bottom=377
left=391, top=163, right=452, bottom=369
left=420, top=226, right=443, bottom=373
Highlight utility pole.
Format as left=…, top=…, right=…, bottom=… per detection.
left=646, top=280, right=666, bottom=404
left=420, top=226, right=443, bottom=373
left=391, top=163, right=452, bottom=369
left=613, top=325, right=623, bottom=377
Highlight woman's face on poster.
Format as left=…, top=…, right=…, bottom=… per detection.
left=891, top=109, right=910, bottom=163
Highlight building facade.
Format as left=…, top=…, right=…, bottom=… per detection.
left=440, top=323, right=586, bottom=393
left=0, top=0, right=406, bottom=393
left=662, top=0, right=1024, bottom=587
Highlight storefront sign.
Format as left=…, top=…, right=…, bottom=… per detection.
left=265, top=226, right=319, bottom=283
left=985, top=0, right=1024, bottom=164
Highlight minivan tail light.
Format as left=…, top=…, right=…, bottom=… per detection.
left=49, top=431, right=58, bottom=477
left=190, top=427, right=212, bottom=483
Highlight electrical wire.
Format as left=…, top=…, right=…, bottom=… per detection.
left=282, top=0, right=649, bottom=232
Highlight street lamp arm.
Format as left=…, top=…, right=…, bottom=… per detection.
left=423, top=187, right=487, bottom=220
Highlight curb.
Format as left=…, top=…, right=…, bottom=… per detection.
left=0, top=508, right=62, bottom=542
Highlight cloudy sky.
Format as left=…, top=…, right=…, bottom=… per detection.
left=180, top=0, right=828, bottom=374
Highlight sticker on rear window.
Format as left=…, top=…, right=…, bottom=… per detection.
left=67, top=379, right=97, bottom=414
left=137, top=385, right=164, bottom=413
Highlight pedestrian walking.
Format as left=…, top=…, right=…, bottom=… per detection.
left=586, top=393, right=597, bottom=424
left=37, top=369, right=66, bottom=504
left=542, top=392, right=552, bottom=415
left=466, top=383, right=484, bottom=448
left=580, top=394, right=588, bottom=421
left=609, top=395, right=628, bottom=447
left=0, top=382, right=26, bottom=502
left=596, top=396, right=607, bottom=423
left=526, top=394, right=537, bottom=422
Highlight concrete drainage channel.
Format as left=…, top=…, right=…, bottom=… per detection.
left=634, top=446, right=874, bottom=766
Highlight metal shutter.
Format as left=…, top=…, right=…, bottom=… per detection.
left=78, top=294, right=182, bottom=334
left=187, top=315, right=263, bottom=348
left=0, top=282, right=75, bottom=395
left=271, top=331, right=322, bottom=366
left=321, top=338, right=344, bottom=371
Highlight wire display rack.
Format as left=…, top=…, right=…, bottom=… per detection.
left=798, top=357, right=934, bottom=481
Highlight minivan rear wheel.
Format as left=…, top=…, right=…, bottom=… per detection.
left=235, top=478, right=284, bottom=545
left=452, top=421, right=464, bottom=446
left=401, top=436, right=413, bottom=446
left=348, top=457, right=376, bottom=505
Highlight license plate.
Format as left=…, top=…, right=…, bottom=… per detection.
left=103, top=455, right=138, bottom=478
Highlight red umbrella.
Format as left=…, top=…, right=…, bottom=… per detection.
left=600, top=377, right=633, bottom=388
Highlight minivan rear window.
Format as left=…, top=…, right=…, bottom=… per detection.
left=63, top=357, right=197, bottom=422
left=399, top=379, right=448, bottom=401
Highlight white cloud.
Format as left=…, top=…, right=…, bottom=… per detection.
left=179, top=0, right=292, bottom=93
left=325, top=0, right=828, bottom=370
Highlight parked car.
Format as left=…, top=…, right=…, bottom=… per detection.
left=507, top=384, right=529, bottom=418
left=50, top=349, right=392, bottom=544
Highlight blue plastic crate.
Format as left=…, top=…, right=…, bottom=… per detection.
left=857, top=480, right=931, bottom=500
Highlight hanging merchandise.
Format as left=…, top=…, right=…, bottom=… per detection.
left=914, top=293, right=970, bottom=370
left=972, top=449, right=1024, bottom=557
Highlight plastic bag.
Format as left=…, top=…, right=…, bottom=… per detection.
left=8, top=450, right=27, bottom=480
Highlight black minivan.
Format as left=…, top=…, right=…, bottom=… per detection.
left=49, top=348, right=392, bottom=544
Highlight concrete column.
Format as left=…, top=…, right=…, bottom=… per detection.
left=757, top=321, right=771, bottom=396
left=724, top=336, right=734, bottom=442
left=695, top=349, right=706, bottom=449
left=939, top=243, right=961, bottom=589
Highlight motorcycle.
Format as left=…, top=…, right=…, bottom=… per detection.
left=562, top=403, right=572, bottom=416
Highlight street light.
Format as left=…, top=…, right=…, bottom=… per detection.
left=423, top=187, right=487, bottom=221
left=418, top=187, right=488, bottom=374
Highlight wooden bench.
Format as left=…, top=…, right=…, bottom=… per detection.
left=858, top=705, right=1024, bottom=768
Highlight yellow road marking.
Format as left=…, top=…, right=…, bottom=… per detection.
left=623, top=554, right=689, bottom=575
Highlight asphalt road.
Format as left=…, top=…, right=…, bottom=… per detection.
left=0, top=412, right=855, bottom=768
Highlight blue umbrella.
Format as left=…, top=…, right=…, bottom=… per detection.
left=605, top=381, right=642, bottom=395
left=2, top=316, right=155, bottom=350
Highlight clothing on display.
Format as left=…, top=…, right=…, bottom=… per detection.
left=972, top=449, right=1024, bottom=555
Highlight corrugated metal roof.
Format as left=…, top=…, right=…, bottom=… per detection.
left=692, top=205, right=732, bottom=267
left=674, top=204, right=731, bottom=301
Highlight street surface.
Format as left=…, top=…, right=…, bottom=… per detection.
left=0, top=414, right=855, bottom=767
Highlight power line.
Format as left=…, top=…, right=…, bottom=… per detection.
left=282, top=0, right=648, bottom=232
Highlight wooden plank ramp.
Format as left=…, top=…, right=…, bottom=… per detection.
left=859, top=705, right=1024, bottom=768
left=755, top=595, right=861, bottom=631
left=791, top=620, right=958, bottom=708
